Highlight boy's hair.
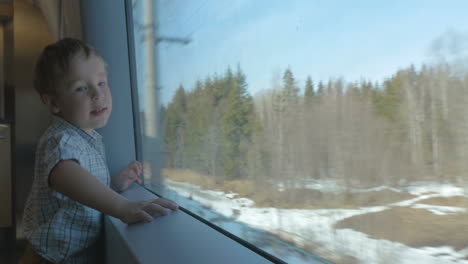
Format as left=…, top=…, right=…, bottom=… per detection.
left=34, top=38, right=100, bottom=97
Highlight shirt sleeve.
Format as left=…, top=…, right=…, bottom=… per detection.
left=43, top=132, right=84, bottom=188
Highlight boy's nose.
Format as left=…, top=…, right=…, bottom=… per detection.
left=91, top=87, right=103, bottom=100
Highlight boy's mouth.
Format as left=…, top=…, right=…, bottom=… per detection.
left=91, top=107, right=107, bottom=116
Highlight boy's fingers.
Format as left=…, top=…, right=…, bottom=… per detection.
left=136, top=161, right=143, bottom=172
left=152, top=198, right=179, bottom=210
left=144, top=202, right=169, bottom=216
left=134, top=166, right=142, bottom=176
left=137, top=209, right=154, bottom=223
left=130, top=174, right=142, bottom=184
left=128, top=161, right=142, bottom=182
left=131, top=160, right=143, bottom=175
left=129, top=172, right=138, bottom=180
left=130, top=163, right=139, bottom=175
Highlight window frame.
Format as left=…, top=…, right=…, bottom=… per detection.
left=79, top=0, right=301, bottom=263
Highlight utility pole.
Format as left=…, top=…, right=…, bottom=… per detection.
left=140, top=0, right=191, bottom=184
left=142, top=0, right=191, bottom=139
left=142, top=0, right=157, bottom=138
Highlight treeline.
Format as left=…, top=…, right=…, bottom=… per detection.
left=162, top=63, right=468, bottom=187
left=162, top=65, right=256, bottom=184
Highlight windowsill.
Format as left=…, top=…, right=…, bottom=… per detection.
left=105, top=184, right=273, bottom=264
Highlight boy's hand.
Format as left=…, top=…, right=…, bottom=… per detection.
left=112, top=160, right=143, bottom=192
left=118, top=198, right=179, bottom=224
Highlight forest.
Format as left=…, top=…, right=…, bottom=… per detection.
left=160, top=62, right=468, bottom=205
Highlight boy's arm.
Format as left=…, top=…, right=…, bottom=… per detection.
left=50, top=160, right=178, bottom=224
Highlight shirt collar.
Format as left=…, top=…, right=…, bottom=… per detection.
left=52, top=115, right=103, bottom=143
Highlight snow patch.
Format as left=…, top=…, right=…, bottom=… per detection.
left=406, top=182, right=466, bottom=197
left=412, top=203, right=467, bottom=215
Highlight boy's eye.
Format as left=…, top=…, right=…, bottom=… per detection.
left=98, top=81, right=106, bottom=87
left=75, top=86, right=88, bottom=92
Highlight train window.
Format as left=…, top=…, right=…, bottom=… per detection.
left=129, top=1, right=468, bottom=263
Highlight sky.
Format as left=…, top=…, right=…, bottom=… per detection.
left=132, top=0, right=468, bottom=107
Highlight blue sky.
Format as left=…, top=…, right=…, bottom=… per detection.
left=133, top=0, right=468, bottom=107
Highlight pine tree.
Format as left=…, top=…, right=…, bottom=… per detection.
left=374, top=74, right=404, bottom=122
left=221, top=66, right=254, bottom=180
left=174, top=85, right=187, bottom=112
left=326, top=79, right=333, bottom=95
left=304, top=76, right=315, bottom=105
left=283, top=68, right=299, bottom=99
left=317, top=81, right=325, bottom=96
left=163, top=85, right=187, bottom=168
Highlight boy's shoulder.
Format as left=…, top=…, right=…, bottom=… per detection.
left=41, top=119, right=78, bottom=141
left=38, top=117, right=92, bottom=152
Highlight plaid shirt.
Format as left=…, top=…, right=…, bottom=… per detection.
left=23, top=116, right=110, bottom=263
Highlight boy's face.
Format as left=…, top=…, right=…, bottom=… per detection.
left=50, top=53, right=112, bottom=133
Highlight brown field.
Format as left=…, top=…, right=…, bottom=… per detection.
left=162, top=169, right=416, bottom=209
left=335, top=206, right=468, bottom=250
left=417, top=196, right=468, bottom=208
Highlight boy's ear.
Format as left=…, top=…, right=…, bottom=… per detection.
left=41, top=94, right=61, bottom=114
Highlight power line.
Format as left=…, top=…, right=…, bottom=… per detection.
left=156, top=36, right=191, bottom=45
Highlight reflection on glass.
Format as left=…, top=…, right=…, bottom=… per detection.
left=132, top=1, right=468, bottom=263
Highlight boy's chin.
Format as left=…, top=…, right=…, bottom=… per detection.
left=85, top=118, right=110, bottom=132
left=94, top=119, right=109, bottom=130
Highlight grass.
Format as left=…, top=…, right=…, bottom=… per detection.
left=335, top=206, right=468, bottom=250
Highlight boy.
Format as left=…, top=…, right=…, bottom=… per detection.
left=20, top=38, right=178, bottom=263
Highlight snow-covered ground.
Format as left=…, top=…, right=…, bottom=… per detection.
left=159, top=179, right=468, bottom=264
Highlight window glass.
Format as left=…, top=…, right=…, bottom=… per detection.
left=0, top=26, right=4, bottom=120
left=130, top=1, right=468, bottom=263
